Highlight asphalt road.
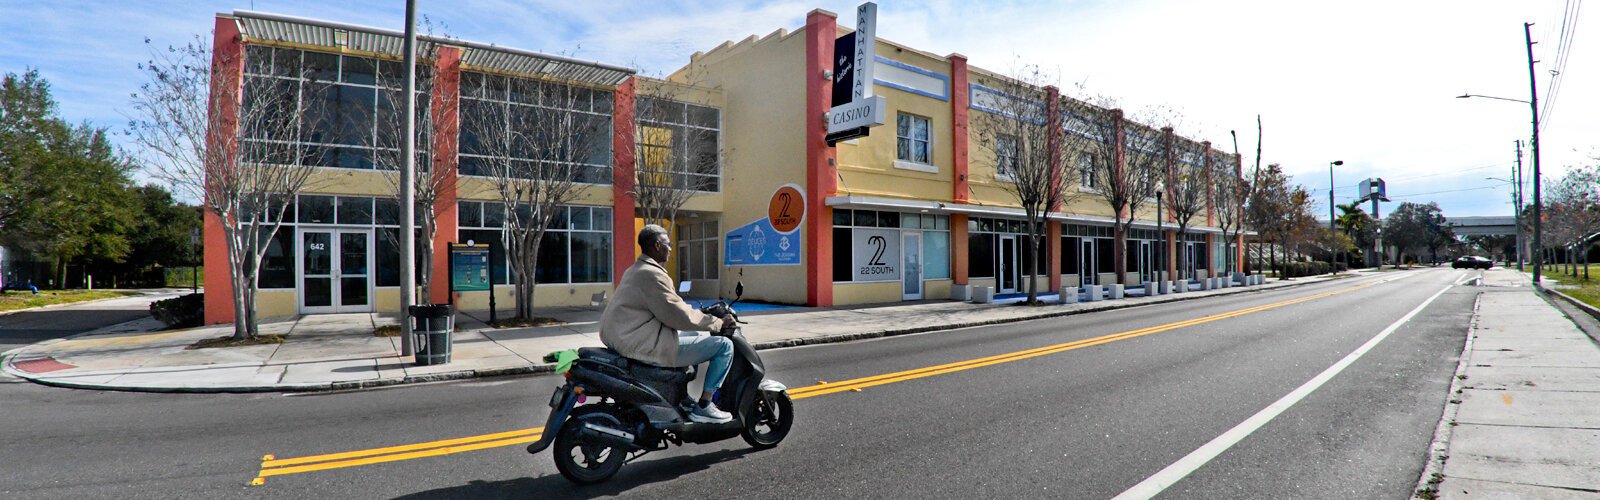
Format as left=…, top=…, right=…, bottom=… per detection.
left=0, top=292, right=171, bottom=353
left=0, top=269, right=1477, bottom=499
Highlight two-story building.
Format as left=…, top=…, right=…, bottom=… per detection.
left=201, top=8, right=1244, bottom=324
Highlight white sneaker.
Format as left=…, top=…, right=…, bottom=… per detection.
left=689, top=400, right=733, bottom=423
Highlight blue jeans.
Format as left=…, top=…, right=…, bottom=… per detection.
left=677, top=332, right=733, bottom=398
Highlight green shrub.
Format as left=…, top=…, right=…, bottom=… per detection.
left=151, top=293, right=204, bottom=329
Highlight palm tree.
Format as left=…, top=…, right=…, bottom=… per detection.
left=1335, top=202, right=1369, bottom=267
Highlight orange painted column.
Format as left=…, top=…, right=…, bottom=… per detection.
left=950, top=54, right=971, bottom=203
left=612, top=77, right=638, bottom=286
left=951, top=214, right=969, bottom=285
left=203, top=15, right=244, bottom=325
left=804, top=10, right=838, bottom=307
left=429, top=46, right=462, bottom=306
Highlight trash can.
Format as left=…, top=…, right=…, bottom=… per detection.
left=409, top=304, right=454, bottom=366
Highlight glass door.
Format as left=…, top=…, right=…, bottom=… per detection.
left=999, top=235, right=1018, bottom=294
left=299, top=228, right=374, bottom=314
left=1081, top=239, right=1096, bottom=285
left=902, top=232, right=922, bottom=300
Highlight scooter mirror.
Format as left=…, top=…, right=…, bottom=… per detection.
left=735, top=282, right=744, bottom=299
left=678, top=281, right=692, bottom=294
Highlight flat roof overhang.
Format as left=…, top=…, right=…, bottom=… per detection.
left=825, top=195, right=1247, bottom=235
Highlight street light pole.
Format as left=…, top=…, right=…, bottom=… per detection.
left=398, top=0, right=418, bottom=356
left=1329, top=160, right=1342, bottom=275
left=1524, top=22, right=1544, bottom=287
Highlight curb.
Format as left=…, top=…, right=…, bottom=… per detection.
left=3, top=274, right=1360, bottom=394
left=1413, top=286, right=1482, bottom=498
left=1538, top=287, right=1600, bottom=346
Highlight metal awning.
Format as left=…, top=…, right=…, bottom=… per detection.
left=824, top=195, right=1234, bottom=234
left=229, top=10, right=635, bottom=87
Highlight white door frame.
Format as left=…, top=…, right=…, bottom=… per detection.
left=297, top=226, right=375, bottom=314
left=902, top=231, right=922, bottom=300
left=1081, top=238, right=1096, bottom=285
left=999, top=235, right=1019, bottom=294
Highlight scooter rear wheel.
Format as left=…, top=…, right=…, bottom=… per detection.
left=553, top=412, right=626, bottom=484
left=741, top=391, right=793, bottom=449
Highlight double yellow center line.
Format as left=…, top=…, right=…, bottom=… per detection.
left=252, top=279, right=1376, bottom=485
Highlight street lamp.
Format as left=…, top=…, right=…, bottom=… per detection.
left=1487, top=176, right=1523, bottom=269
left=1455, top=23, right=1544, bottom=285
left=1329, top=160, right=1343, bottom=276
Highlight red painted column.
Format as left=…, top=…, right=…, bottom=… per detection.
left=804, top=10, right=837, bottom=307
left=951, top=213, right=969, bottom=285
left=1163, top=127, right=1177, bottom=282
left=1045, top=86, right=1062, bottom=212
left=1203, top=142, right=1214, bottom=226
left=430, top=46, right=462, bottom=306
left=1235, top=155, right=1246, bottom=274
left=203, top=15, right=244, bottom=325
left=949, top=54, right=970, bottom=203
left=612, top=77, right=638, bottom=286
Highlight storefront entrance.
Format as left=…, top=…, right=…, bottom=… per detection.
left=299, top=228, right=374, bottom=314
left=999, top=235, right=1019, bottom=294
left=902, top=232, right=922, bottom=300
left=1080, top=238, right=1097, bottom=285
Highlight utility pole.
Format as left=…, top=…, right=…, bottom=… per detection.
left=1514, top=140, right=1524, bottom=271
left=399, top=0, right=418, bottom=356
left=1525, top=22, right=1544, bottom=287
left=1329, top=160, right=1342, bottom=275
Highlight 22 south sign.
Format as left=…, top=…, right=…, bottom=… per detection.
left=852, top=228, right=900, bottom=281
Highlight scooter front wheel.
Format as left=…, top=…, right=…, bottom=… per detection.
left=741, top=390, right=794, bottom=449
left=552, top=412, right=626, bottom=484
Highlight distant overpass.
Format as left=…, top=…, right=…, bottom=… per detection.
left=1446, top=216, right=1517, bottom=237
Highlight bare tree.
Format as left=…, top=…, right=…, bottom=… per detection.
left=630, top=86, right=722, bottom=228
left=128, top=35, right=326, bottom=339
left=371, top=43, right=453, bottom=301
left=1214, top=149, right=1246, bottom=276
left=1163, top=135, right=1207, bottom=280
left=1079, top=98, right=1179, bottom=285
left=467, top=75, right=609, bottom=320
left=970, top=65, right=1084, bottom=303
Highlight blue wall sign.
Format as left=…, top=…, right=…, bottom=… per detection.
left=725, top=218, right=801, bottom=266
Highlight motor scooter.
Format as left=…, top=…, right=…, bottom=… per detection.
left=527, top=282, right=794, bottom=484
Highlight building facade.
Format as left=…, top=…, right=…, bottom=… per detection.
left=202, top=9, right=1245, bottom=324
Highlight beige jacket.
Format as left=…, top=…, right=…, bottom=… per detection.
left=599, top=255, right=724, bottom=367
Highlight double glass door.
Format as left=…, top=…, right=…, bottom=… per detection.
left=300, top=228, right=373, bottom=314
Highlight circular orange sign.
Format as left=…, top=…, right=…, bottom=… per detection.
left=767, top=185, right=805, bottom=233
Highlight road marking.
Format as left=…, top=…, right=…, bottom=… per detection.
left=1112, top=279, right=1457, bottom=499
left=250, top=273, right=1416, bottom=484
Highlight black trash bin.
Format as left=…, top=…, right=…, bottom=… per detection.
left=409, top=304, right=454, bottom=365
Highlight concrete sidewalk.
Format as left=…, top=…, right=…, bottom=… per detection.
left=2, top=273, right=1342, bottom=393
left=1419, top=269, right=1600, bottom=498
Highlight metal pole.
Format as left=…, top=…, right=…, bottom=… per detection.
left=1329, top=162, right=1337, bottom=275
left=399, top=0, right=418, bottom=356
left=1514, top=140, right=1524, bottom=270
left=1373, top=196, right=1382, bottom=268
left=1525, top=22, right=1543, bottom=287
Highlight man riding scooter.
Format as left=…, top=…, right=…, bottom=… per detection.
left=599, top=224, right=736, bottom=423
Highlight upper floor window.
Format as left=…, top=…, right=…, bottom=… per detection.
left=636, top=97, right=721, bottom=192
left=995, top=135, right=1019, bottom=180
left=896, top=113, right=931, bottom=164
left=1079, top=154, right=1095, bottom=189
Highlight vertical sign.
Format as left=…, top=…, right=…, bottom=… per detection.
left=853, top=2, right=877, bottom=101
left=832, top=32, right=857, bottom=108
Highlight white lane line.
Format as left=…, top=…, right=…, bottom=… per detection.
left=1112, top=280, right=1458, bottom=500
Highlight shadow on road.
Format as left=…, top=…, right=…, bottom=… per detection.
left=391, top=447, right=758, bottom=499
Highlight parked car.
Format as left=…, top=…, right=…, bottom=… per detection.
left=1451, top=256, right=1493, bottom=269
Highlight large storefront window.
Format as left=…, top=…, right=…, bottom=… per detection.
left=831, top=209, right=948, bottom=283
left=457, top=71, right=612, bottom=185
left=638, top=97, right=721, bottom=192
left=676, top=220, right=721, bottom=280
left=246, top=194, right=417, bottom=289
left=242, top=46, right=429, bottom=171
left=457, top=201, right=613, bottom=285
left=968, top=217, right=1047, bottom=279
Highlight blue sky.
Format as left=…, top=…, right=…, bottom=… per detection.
left=3, top=0, right=1593, bottom=218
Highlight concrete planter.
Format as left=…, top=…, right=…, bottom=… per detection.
left=1085, top=284, right=1104, bottom=302
left=971, top=286, right=994, bottom=304
left=1234, top=272, right=1248, bottom=286
left=1109, top=284, right=1125, bottom=299
left=1058, top=288, right=1079, bottom=304
left=950, top=284, right=971, bottom=301
left=1157, top=280, right=1171, bottom=294
left=1200, top=278, right=1212, bottom=290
